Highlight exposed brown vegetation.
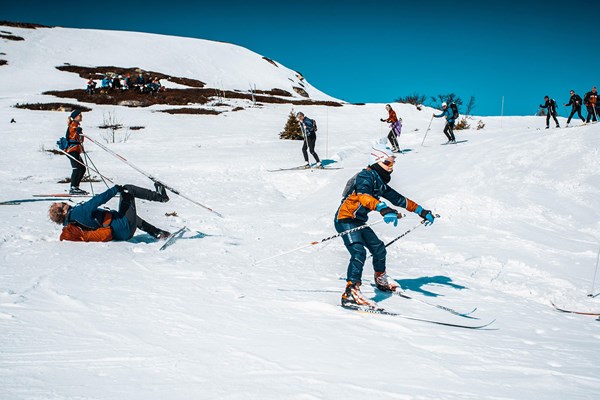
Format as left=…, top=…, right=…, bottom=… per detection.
left=262, top=57, right=278, bottom=67
left=0, top=60, right=7, bottom=66
left=255, top=88, right=293, bottom=97
left=129, top=126, right=145, bottom=130
left=232, top=107, right=244, bottom=112
left=160, top=108, right=221, bottom=115
left=57, top=65, right=206, bottom=88
left=0, top=34, right=24, bottom=41
left=15, top=102, right=92, bottom=112
left=0, top=21, right=50, bottom=29
left=293, top=87, right=309, bottom=98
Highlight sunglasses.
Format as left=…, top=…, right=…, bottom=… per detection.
left=382, top=158, right=395, bottom=166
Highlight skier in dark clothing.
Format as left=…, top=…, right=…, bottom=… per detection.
left=433, top=102, right=456, bottom=143
left=583, top=86, right=598, bottom=123
left=335, top=144, right=435, bottom=308
left=296, top=112, right=322, bottom=169
left=539, top=96, right=560, bottom=129
left=48, top=183, right=170, bottom=242
left=564, top=90, right=585, bottom=126
left=380, top=104, right=402, bottom=153
left=65, top=110, right=88, bottom=195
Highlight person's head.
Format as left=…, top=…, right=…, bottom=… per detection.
left=544, top=96, right=549, bottom=100
left=69, top=109, right=82, bottom=122
left=369, top=144, right=396, bottom=172
left=570, top=90, right=575, bottom=95
left=385, top=104, right=392, bottom=111
left=296, top=112, right=305, bottom=121
left=593, top=86, right=597, bottom=93
left=442, top=102, right=447, bottom=109
left=48, top=202, right=71, bottom=225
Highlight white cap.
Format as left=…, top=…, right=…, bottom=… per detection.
left=369, top=144, right=395, bottom=165
left=442, top=102, right=447, bottom=107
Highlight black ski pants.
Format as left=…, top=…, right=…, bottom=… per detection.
left=546, top=112, right=559, bottom=127
left=443, top=122, right=456, bottom=141
left=67, top=151, right=86, bottom=188
left=118, top=184, right=165, bottom=239
left=586, top=105, right=597, bottom=123
left=387, top=129, right=399, bottom=150
left=302, top=134, right=320, bottom=163
left=567, top=106, right=585, bottom=124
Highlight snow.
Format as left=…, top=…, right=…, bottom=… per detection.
left=1, top=25, right=600, bottom=400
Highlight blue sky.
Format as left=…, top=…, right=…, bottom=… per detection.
left=3, top=0, right=599, bottom=116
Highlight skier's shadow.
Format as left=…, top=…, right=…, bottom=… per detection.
left=372, top=275, right=466, bottom=302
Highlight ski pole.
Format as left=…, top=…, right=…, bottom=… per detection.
left=60, top=150, right=114, bottom=184
left=254, top=219, right=387, bottom=265
left=85, top=135, right=223, bottom=218
left=421, top=115, right=434, bottom=146
left=83, top=150, right=111, bottom=190
left=81, top=150, right=95, bottom=195
left=588, top=244, right=600, bottom=297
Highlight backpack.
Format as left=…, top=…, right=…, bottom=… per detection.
left=450, top=103, right=459, bottom=119
left=56, top=136, right=68, bottom=151
left=342, top=172, right=360, bottom=198
left=312, top=118, right=318, bottom=133
left=60, top=212, right=113, bottom=242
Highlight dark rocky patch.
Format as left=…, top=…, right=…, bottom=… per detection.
left=0, top=21, right=50, bottom=29
left=293, top=87, right=309, bottom=98
left=0, top=34, right=24, bottom=41
left=0, top=60, right=7, bottom=66
left=15, top=102, right=92, bottom=112
left=160, top=108, right=221, bottom=115
left=262, top=56, right=278, bottom=67
left=255, top=88, right=293, bottom=97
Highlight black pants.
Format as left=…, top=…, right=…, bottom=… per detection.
left=302, top=134, right=320, bottom=163
left=587, top=105, right=598, bottom=123
left=118, top=184, right=165, bottom=239
left=546, top=112, right=559, bottom=127
left=567, top=106, right=585, bottom=124
left=443, top=122, right=456, bottom=141
left=68, top=152, right=86, bottom=188
left=387, top=129, right=399, bottom=150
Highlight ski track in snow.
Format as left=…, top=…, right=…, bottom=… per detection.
left=1, top=24, right=600, bottom=400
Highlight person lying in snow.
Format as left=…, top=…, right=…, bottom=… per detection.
left=48, top=183, right=171, bottom=242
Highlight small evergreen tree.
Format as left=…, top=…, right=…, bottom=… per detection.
left=279, top=109, right=303, bottom=140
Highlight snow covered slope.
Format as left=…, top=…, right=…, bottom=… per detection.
left=1, top=24, right=600, bottom=400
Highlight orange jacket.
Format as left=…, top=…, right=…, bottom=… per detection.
left=383, top=109, right=398, bottom=124
left=66, top=120, right=84, bottom=153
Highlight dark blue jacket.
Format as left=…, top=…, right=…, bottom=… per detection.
left=336, top=168, right=417, bottom=223
left=434, top=107, right=455, bottom=123
left=300, top=117, right=316, bottom=136
left=64, top=186, right=130, bottom=241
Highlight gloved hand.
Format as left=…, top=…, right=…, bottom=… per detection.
left=415, top=205, right=435, bottom=226
left=380, top=118, right=386, bottom=122
left=378, top=204, right=399, bottom=227
left=114, top=184, right=124, bottom=193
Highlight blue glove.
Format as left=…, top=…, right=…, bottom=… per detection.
left=379, top=206, right=399, bottom=227
left=415, top=205, right=435, bottom=226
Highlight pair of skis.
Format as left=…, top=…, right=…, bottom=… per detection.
left=268, top=164, right=343, bottom=172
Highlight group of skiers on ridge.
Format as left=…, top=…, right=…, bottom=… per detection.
left=541, top=86, right=599, bottom=128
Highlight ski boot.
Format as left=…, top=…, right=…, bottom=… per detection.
left=374, top=271, right=399, bottom=292
left=154, top=182, right=169, bottom=202
left=341, top=281, right=378, bottom=309
left=69, top=187, right=89, bottom=195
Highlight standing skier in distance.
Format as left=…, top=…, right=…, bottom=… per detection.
left=433, top=102, right=456, bottom=144
left=539, top=96, right=560, bottom=129
left=380, top=104, right=402, bottom=153
left=48, top=183, right=170, bottom=242
left=296, top=112, right=322, bottom=169
left=583, top=86, right=598, bottom=123
left=335, top=144, right=435, bottom=308
left=564, top=90, right=585, bottom=127
left=65, top=109, right=88, bottom=195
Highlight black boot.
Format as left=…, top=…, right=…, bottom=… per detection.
left=139, top=219, right=170, bottom=239
left=154, top=182, right=169, bottom=203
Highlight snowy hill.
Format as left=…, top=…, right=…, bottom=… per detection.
left=1, top=23, right=600, bottom=400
